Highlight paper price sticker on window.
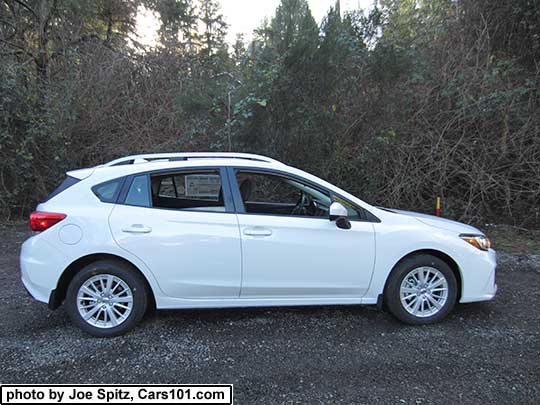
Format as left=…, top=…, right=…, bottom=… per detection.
left=184, top=174, right=221, bottom=198
left=1, top=385, right=233, bottom=404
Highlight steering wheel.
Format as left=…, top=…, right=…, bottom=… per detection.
left=291, top=192, right=311, bottom=216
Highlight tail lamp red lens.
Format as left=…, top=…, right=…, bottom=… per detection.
left=29, top=211, right=66, bottom=232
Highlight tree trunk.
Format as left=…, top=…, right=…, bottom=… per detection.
left=35, top=0, right=52, bottom=108
left=106, top=14, right=113, bottom=44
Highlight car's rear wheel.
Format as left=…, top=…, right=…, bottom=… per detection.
left=65, top=260, right=148, bottom=337
left=384, top=254, right=457, bottom=325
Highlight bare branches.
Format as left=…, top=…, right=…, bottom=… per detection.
left=11, top=0, right=37, bottom=20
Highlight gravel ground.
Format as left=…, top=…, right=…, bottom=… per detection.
left=1, top=226, right=539, bottom=404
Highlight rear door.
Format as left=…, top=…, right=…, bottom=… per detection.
left=108, top=167, right=242, bottom=299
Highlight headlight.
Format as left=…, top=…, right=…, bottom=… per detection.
left=459, top=234, right=492, bottom=251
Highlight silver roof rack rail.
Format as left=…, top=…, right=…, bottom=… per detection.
left=102, top=152, right=283, bottom=167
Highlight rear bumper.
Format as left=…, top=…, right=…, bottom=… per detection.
left=20, top=235, right=63, bottom=305
left=21, top=270, right=49, bottom=304
left=22, top=276, right=61, bottom=310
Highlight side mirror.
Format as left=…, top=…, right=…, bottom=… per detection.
left=329, top=202, right=351, bottom=230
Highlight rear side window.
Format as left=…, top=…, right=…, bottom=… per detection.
left=150, top=170, right=225, bottom=212
left=92, top=178, right=123, bottom=203
left=43, top=176, right=80, bottom=202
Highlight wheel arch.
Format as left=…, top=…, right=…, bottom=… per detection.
left=50, top=253, right=156, bottom=311
left=382, top=249, right=462, bottom=305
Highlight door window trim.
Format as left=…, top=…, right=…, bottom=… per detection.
left=227, top=166, right=380, bottom=222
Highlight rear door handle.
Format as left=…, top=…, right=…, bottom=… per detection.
left=243, top=227, right=272, bottom=237
left=122, top=224, right=152, bottom=234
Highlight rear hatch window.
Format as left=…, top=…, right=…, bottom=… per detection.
left=43, top=176, right=80, bottom=202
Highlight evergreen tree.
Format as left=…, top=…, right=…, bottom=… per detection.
left=269, top=0, right=319, bottom=57
left=198, top=0, right=228, bottom=63
left=151, top=0, right=198, bottom=51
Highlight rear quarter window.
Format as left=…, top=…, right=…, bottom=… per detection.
left=92, top=178, right=124, bottom=203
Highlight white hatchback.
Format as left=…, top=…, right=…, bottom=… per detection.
left=21, top=153, right=497, bottom=336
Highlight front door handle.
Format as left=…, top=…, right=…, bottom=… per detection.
left=243, top=227, right=272, bottom=237
left=122, top=224, right=152, bottom=234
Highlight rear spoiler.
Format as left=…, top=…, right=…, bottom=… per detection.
left=66, top=168, right=95, bottom=180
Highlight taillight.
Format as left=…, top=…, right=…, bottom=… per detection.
left=29, top=211, right=67, bottom=232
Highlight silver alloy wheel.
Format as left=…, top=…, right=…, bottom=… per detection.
left=400, top=266, right=449, bottom=318
left=77, top=274, right=133, bottom=329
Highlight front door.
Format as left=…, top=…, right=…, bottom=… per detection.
left=231, top=169, right=376, bottom=298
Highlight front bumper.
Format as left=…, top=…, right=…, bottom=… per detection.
left=459, top=248, right=498, bottom=303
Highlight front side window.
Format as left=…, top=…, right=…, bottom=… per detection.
left=151, top=170, right=225, bottom=212
left=235, top=171, right=331, bottom=217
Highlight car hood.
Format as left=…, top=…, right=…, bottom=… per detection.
left=381, top=208, right=483, bottom=235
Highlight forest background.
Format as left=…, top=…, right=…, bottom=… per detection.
left=1, top=0, right=539, bottom=228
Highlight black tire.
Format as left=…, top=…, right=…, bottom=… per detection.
left=65, top=260, right=148, bottom=337
left=384, top=254, right=457, bottom=325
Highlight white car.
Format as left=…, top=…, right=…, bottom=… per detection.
left=21, top=153, right=497, bottom=337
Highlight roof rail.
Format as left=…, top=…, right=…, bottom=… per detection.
left=102, top=152, right=283, bottom=167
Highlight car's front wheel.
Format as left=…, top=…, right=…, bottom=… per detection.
left=384, top=254, right=458, bottom=325
left=65, top=260, right=148, bottom=337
